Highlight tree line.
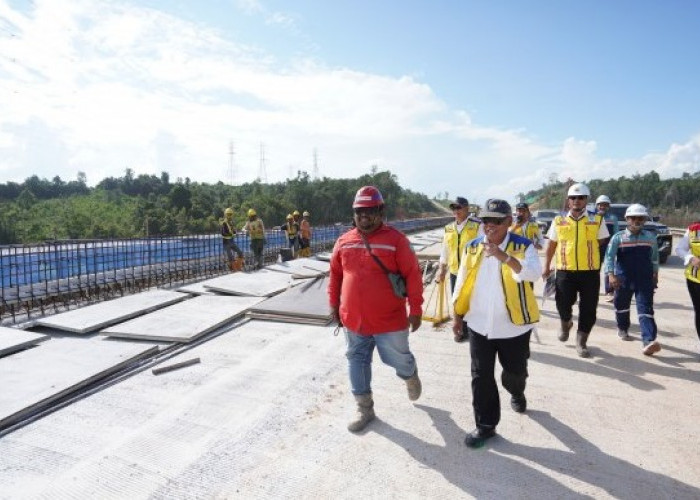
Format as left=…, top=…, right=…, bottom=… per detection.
left=519, top=170, right=700, bottom=227
left=0, top=168, right=440, bottom=244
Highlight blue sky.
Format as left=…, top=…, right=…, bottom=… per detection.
left=1, top=0, right=700, bottom=204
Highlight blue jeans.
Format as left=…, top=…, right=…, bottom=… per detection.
left=345, top=329, right=417, bottom=396
left=614, top=285, right=657, bottom=344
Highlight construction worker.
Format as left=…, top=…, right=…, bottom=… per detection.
left=242, top=208, right=265, bottom=270
left=510, top=202, right=544, bottom=249
left=282, top=214, right=299, bottom=257
left=595, top=194, right=619, bottom=298
left=604, top=204, right=660, bottom=355
left=292, top=210, right=302, bottom=255
left=452, top=199, right=541, bottom=448
left=675, top=220, right=700, bottom=348
left=220, top=208, right=244, bottom=271
left=299, top=210, right=312, bottom=257
left=328, top=185, right=423, bottom=433
left=543, top=183, right=609, bottom=358
left=436, top=196, right=481, bottom=342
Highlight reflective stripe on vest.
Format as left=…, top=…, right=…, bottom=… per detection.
left=553, top=214, right=603, bottom=271
left=453, top=235, right=540, bottom=325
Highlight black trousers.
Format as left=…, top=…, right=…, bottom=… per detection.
left=555, top=270, right=600, bottom=334
left=450, top=273, right=469, bottom=336
left=688, top=279, right=700, bottom=340
left=469, top=328, right=531, bottom=430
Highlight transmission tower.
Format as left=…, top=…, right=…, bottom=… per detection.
left=312, top=148, right=320, bottom=179
left=258, top=143, right=268, bottom=183
left=228, top=140, right=236, bottom=185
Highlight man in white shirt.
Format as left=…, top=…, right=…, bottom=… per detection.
left=452, top=199, right=542, bottom=448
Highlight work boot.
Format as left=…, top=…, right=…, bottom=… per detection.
left=510, top=394, right=527, bottom=413
left=347, top=393, right=375, bottom=433
left=558, top=320, right=573, bottom=342
left=617, top=329, right=631, bottom=341
left=642, top=340, right=661, bottom=356
left=576, top=331, right=590, bottom=358
left=464, top=427, right=496, bottom=448
left=405, top=369, right=422, bottom=401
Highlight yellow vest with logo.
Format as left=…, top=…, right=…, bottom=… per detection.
left=685, top=225, right=700, bottom=283
left=553, top=214, right=603, bottom=271
left=510, top=221, right=539, bottom=242
left=454, top=234, right=540, bottom=325
left=444, top=219, right=480, bottom=274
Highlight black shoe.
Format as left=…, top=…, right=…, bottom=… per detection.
left=510, top=394, right=527, bottom=413
left=464, top=427, right=496, bottom=448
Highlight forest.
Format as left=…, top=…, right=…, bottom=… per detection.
left=0, top=168, right=441, bottom=244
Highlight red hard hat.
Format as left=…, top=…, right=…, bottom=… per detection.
left=352, top=186, right=384, bottom=208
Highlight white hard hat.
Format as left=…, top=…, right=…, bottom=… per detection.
left=625, top=203, right=648, bottom=218
left=596, top=195, right=611, bottom=205
left=567, top=183, right=590, bottom=197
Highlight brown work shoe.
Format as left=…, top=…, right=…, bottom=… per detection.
left=643, top=341, right=661, bottom=356
left=558, top=320, right=573, bottom=342
left=406, top=369, right=422, bottom=401
left=348, top=394, right=375, bottom=433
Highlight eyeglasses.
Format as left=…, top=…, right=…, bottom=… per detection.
left=353, top=207, right=380, bottom=215
left=568, top=195, right=587, bottom=200
left=481, top=217, right=507, bottom=225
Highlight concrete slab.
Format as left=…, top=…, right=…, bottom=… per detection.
left=176, top=281, right=218, bottom=295
left=0, top=338, right=158, bottom=430
left=0, top=327, right=50, bottom=357
left=100, top=295, right=265, bottom=343
left=34, top=290, right=189, bottom=334
left=202, top=269, right=293, bottom=296
left=265, top=257, right=330, bottom=277
left=248, top=277, right=331, bottom=324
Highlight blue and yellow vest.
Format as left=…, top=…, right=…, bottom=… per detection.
left=454, top=234, right=540, bottom=325
left=685, top=223, right=700, bottom=284
left=444, top=218, right=480, bottom=274
left=510, top=221, right=539, bottom=242
left=552, top=214, right=604, bottom=271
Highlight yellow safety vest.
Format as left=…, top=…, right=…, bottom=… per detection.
left=510, top=221, right=539, bottom=242
left=248, top=219, right=264, bottom=239
left=444, top=219, right=480, bottom=274
left=285, top=222, right=299, bottom=238
left=552, top=214, right=604, bottom=271
left=685, top=225, right=700, bottom=283
left=222, top=220, right=235, bottom=239
left=454, top=235, right=540, bottom=325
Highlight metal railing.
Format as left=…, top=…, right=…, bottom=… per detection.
left=0, top=216, right=451, bottom=323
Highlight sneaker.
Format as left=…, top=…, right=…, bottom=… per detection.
left=617, top=329, right=631, bottom=341
left=510, top=394, right=527, bottom=413
left=464, top=427, right=496, bottom=448
left=643, top=341, right=661, bottom=356
left=606, top=295, right=614, bottom=303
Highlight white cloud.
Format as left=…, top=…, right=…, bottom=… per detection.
left=0, top=0, right=698, bottom=203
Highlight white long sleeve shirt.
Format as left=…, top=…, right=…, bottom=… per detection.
left=453, top=234, right=542, bottom=339
left=675, top=229, right=695, bottom=266
left=438, top=218, right=484, bottom=267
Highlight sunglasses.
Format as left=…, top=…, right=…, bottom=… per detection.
left=481, top=217, right=507, bottom=225
left=353, top=207, right=380, bottom=215
left=568, top=195, right=587, bottom=200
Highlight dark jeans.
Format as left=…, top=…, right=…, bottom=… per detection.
left=223, top=239, right=243, bottom=261
left=469, top=328, right=531, bottom=430
left=614, top=285, right=657, bottom=344
left=251, top=239, right=265, bottom=269
left=688, top=279, right=700, bottom=340
left=555, top=270, right=600, bottom=334
left=450, top=273, right=469, bottom=336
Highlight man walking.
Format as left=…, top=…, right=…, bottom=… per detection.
left=328, top=186, right=424, bottom=433
left=605, top=204, right=661, bottom=355
left=543, top=183, right=609, bottom=358
left=595, top=195, right=619, bottom=299
left=510, top=202, right=544, bottom=249
left=452, top=199, right=541, bottom=448
left=436, top=196, right=481, bottom=342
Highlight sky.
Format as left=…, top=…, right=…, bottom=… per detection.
left=1, top=0, right=700, bottom=204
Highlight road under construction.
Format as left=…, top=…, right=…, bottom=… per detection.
left=0, top=229, right=699, bottom=499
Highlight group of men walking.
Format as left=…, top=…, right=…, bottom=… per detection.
left=327, top=182, right=689, bottom=450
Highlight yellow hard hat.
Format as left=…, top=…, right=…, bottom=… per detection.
left=286, top=214, right=293, bottom=220
left=224, top=208, right=234, bottom=216
left=303, top=211, right=310, bottom=217
left=247, top=208, right=257, bottom=217
left=293, top=210, right=300, bottom=216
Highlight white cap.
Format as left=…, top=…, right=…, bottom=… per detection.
left=567, top=183, right=590, bottom=197
left=596, top=195, right=611, bottom=204
left=625, top=203, right=648, bottom=218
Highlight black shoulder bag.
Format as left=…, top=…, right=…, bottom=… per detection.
left=359, top=232, right=407, bottom=299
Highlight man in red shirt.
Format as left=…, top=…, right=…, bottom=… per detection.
left=329, top=186, right=424, bottom=432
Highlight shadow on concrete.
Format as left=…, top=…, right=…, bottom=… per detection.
left=371, top=405, right=588, bottom=498
left=498, top=410, right=700, bottom=500
left=654, top=301, right=694, bottom=311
